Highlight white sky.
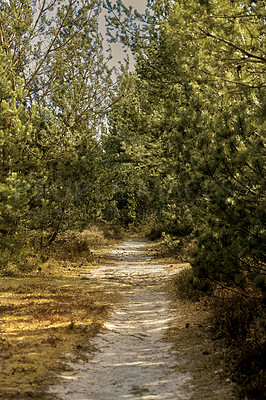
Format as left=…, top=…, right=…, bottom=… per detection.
left=122, top=0, right=147, bottom=13
left=100, top=0, right=147, bottom=69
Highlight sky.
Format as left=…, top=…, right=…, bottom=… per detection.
left=122, top=0, right=147, bottom=13
left=100, top=0, right=147, bottom=69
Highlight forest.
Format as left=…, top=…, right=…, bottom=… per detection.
left=1, top=0, right=265, bottom=299
left=0, top=0, right=265, bottom=398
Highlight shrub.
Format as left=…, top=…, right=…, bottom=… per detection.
left=161, top=232, right=183, bottom=253
left=235, top=315, right=266, bottom=400
left=209, top=289, right=263, bottom=341
left=208, top=288, right=265, bottom=400
left=172, top=267, right=203, bottom=302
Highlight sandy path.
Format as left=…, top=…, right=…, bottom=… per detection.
left=49, top=238, right=193, bottom=399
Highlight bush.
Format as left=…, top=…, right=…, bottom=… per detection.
left=97, top=223, right=124, bottom=241
left=236, top=315, right=266, bottom=400
left=172, top=271, right=266, bottom=399
left=45, top=226, right=110, bottom=262
left=147, top=226, right=163, bottom=241
left=0, top=234, right=38, bottom=275
left=161, top=232, right=183, bottom=253
left=209, top=288, right=265, bottom=399
left=172, top=267, right=203, bottom=302
left=209, top=289, right=263, bottom=341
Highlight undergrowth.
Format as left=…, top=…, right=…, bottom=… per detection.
left=172, top=266, right=266, bottom=400
left=1, top=223, right=124, bottom=276
left=209, top=289, right=266, bottom=400
left=0, top=224, right=122, bottom=399
left=171, top=267, right=203, bottom=302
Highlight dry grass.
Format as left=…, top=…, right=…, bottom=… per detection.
left=170, top=266, right=203, bottom=302
left=167, top=264, right=266, bottom=400
left=164, top=287, right=236, bottom=400
left=39, top=224, right=123, bottom=270
left=1, top=223, right=124, bottom=277
left=0, top=276, right=120, bottom=399
left=207, top=288, right=266, bottom=400
left=0, top=224, right=123, bottom=399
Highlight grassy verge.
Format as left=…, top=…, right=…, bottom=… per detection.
left=0, top=224, right=123, bottom=400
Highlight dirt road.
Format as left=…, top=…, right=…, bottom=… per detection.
left=49, top=238, right=234, bottom=400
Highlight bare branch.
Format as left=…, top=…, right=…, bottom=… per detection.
left=25, top=0, right=77, bottom=88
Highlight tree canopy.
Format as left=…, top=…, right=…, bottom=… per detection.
left=0, top=0, right=265, bottom=298
left=0, top=0, right=114, bottom=266
left=103, top=0, right=266, bottom=296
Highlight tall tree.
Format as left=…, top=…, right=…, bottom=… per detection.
left=0, top=0, right=115, bottom=262
left=104, top=0, right=266, bottom=294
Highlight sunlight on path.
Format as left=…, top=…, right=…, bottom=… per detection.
left=49, top=238, right=192, bottom=400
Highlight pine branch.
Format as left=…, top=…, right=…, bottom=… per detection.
left=198, top=27, right=266, bottom=64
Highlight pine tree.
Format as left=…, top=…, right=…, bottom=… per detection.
left=104, top=0, right=266, bottom=295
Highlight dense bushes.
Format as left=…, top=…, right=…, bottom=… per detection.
left=104, top=0, right=266, bottom=301
left=210, top=290, right=265, bottom=399
left=172, top=265, right=265, bottom=399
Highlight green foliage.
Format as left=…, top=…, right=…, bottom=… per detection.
left=104, top=0, right=266, bottom=298
left=1, top=0, right=265, bottom=295
left=0, top=50, right=32, bottom=263
left=0, top=1, right=115, bottom=269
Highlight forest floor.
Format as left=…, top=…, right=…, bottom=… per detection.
left=0, top=236, right=236, bottom=400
